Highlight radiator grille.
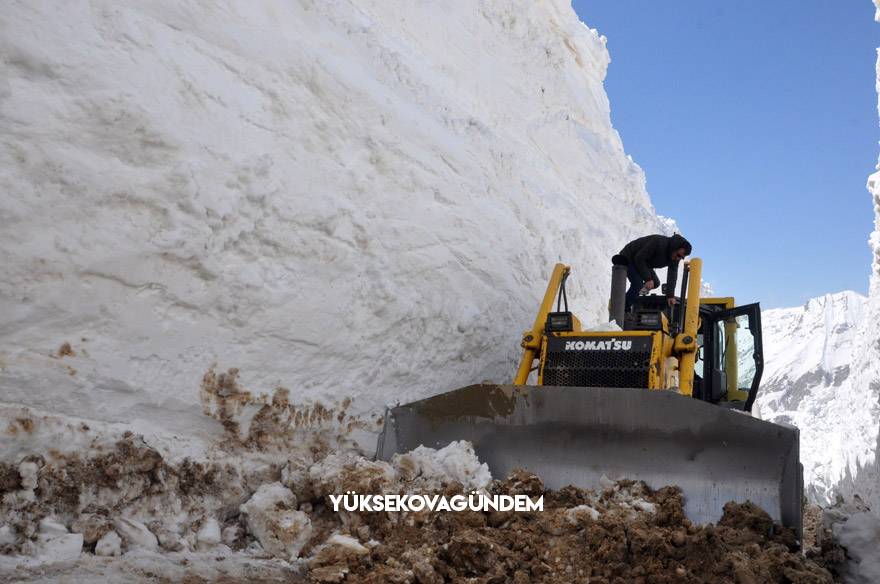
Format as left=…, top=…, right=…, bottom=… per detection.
left=541, top=338, right=652, bottom=388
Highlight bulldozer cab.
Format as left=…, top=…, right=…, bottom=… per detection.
left=692, top=299, right=764, bottom=411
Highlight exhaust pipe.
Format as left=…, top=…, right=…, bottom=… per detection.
left=609, top=264, right=627, bottom=327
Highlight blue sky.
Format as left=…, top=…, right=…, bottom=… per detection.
left=572, top=1, right=878, bottom=308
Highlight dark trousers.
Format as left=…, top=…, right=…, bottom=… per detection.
left=625, top=264, right=644, bottom=311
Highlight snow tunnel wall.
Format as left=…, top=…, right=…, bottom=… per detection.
left=0, top=1, right=672, bottom=445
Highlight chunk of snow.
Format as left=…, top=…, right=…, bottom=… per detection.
left=18, top=461, right=38, bottom=490
left=392, top=441, right=492, bottom=490
left=197, top=517, right=222, bottom=550
left=308, top=453, right=397, bottom=497
left=566, top=505, right=600, bottom=524
left=38, top=517, right=68, bottom=537
left=222, top=525, right=240, bottom=547
left=281, top=458, right=313, bottom=501
left=0, top=525, right=17, bottom=547
left=95, top=531, right=122, bottom=557
left=240, top=483, right=312, bottom=561
left=71, top=513, right=111, bottom=544
left=113, top=518, right=158, bottom=552
left=834, top=512, right=880, bottom=583
left=308, top=533, right=370, bottom=573
left=242, top=482, right=296, bottom=510
left=631, top=500, right=656, bottom=513
left=324, top=534, right=369, bottom=555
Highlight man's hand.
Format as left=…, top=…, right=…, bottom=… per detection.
left=667, top=297, right=679, bottom=308
left=643, top=279, right=656, bottom=291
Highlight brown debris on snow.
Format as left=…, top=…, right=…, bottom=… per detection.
left=57, top=342, right=75, bottom=358
left=0, top=433, right=256, bottom=557
left=0, top=398, right=844, bottom=584
left=303, top=470, right=835, bottom=584
left=0, top=464, right=22, bottom=495
left=199, top=367, right=368, bottom=451
left=0, top=426, right=845, bottom=584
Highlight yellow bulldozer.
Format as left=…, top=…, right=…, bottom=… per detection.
left=377, top=259, right=802, bottom=538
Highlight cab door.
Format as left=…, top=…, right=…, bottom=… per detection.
left=705, top=303, right=764, bottom=411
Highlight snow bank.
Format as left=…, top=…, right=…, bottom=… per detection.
left=0, top=432, right=493, bottom=573
left=834, top=511, right=880, bottom=583
left=0, top=0, right=671, bottom=458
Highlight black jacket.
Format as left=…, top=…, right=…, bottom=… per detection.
left=616, top=234, right=690, bottom=298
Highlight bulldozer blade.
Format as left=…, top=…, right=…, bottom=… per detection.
left=377, top=384, right=802, bottom=537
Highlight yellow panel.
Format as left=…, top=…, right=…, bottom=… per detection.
left=700, top=297, right=735, bottom=309
left=648, top=331, right=663, bottom=390
left=551, top=330, right=656, bottom=338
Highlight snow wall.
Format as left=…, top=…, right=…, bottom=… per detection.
left=0, top=0, right=672, bottom=452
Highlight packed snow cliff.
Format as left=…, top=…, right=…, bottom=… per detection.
left=0, top=0, right=671, bottom=451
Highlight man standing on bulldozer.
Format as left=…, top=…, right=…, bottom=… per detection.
left=612, top=234, right=692, bottom=311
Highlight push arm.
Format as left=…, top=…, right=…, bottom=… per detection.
left=676, top=258, right=702, bottom=396
left=514, top=263, right=569, bottom=385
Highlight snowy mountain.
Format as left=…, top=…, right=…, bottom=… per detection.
left=754, top=291, right=871, bottom=502
left=0, top=0, right=673, bottom=457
